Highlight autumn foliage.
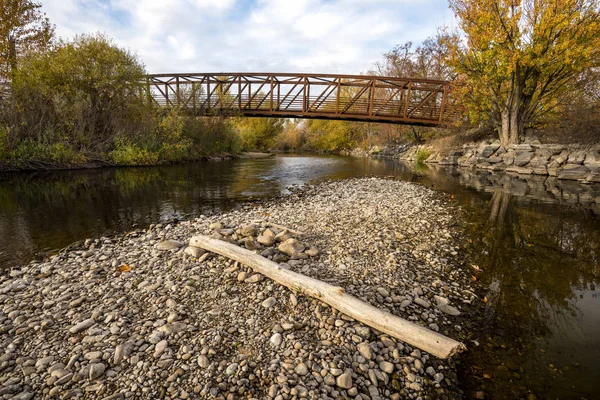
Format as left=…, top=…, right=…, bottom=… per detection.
left=445, top=0, right=600, bottom=145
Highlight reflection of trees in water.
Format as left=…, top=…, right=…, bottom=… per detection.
left=0, top=163, right=256, bottom=270
left=464, top=185, right=600, bottom=398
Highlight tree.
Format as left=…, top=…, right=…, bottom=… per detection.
left=373, top=35, right=453, bottom=80
left=304, top=119, right=359, bottom=152
left=10, top=33, right=146, bottom=153
left=235, top=117, right=284, bottom=151
left=446, top=0, right=600, bottom=145
left=0, top=0, right=54, bottom=80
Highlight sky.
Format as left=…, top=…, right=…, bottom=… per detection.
left=40, top=0, right=456, bottom=75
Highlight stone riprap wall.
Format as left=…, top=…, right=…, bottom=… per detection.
left=426, top=164, right=600, bottom=214
left=402, top=143, right=600, bottom=183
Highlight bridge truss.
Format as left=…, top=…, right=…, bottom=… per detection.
left=144, top=73, right=459, bottom=126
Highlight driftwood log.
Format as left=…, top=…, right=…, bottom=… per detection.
left=189, top=235, right=466, bottom=359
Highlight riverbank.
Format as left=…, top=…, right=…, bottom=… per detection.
left=374, top=141, right=600, bottom=184
left=0, top=178, right=475, bottom=399
left=0, top=154, right=239, bottom=174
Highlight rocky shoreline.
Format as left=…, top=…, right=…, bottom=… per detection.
left=402, top=142, right=600, bottom=183
left=0, top=178, right=476, bottom=399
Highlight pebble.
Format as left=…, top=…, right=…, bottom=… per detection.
left=154, top=340, right=168, bottom=358
left=89, top=363, right=106, bottom=380
left=294, top=362, right=309, bottom=376
left=69, top=318, right=95, bottom=334
left=262, top=297, right=277, bottom=308
left=336, top=371, right=353, bottom=389
left=414, top=297, right=431, bottom=308
left=270, top=333, right=283, bottom=347
left=225, top=363, right=239, bottom=375
left=277, top=238, right=305, bottom=256
left=157, top=240, right=184, bottom=251
left=379, top=361, right=394, bottom=374
left=357, top=342, right=372, bottom=359
left=198, top=355, right=209, bottom=368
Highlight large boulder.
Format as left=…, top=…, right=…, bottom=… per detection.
left=510, top=143, right=533, bottom=152
left=513, top=151, right=534, bottom=167
left=481, top=145, right=500, bottom=158
left=584, top=150, right=600, bottom=169
left=505, top=166, right=533, bottom=175
left=567, top=150, right=587, bottom=165
left=557, top=164, right=590, bottom=180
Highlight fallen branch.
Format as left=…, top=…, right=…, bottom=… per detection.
left=190, top=235, right=466, bottom=359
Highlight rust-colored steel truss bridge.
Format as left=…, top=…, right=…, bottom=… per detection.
left=144, top=73, right=459, bottom=126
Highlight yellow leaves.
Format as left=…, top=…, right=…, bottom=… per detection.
left=449, top=0, right=600, bottom=130
left=118, top=264, right=131, bottom=273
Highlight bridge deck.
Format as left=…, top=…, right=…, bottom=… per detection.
left=144, top=73, right=460, bottom=126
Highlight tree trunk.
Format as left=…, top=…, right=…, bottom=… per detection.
left=499, top=75, right=524, bottom=146
left=8, top=37, right=17, bottom=78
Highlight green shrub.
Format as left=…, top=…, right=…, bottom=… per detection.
left=110, top=139, right=160, bottom=166
left=415, top=148, right=431, bottom=164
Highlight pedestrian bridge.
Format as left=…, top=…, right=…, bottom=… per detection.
left=144, top=73, right=460, bottom=127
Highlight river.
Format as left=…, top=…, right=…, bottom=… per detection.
left=0, top=155, right=598, bottom=399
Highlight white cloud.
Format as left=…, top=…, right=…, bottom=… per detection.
left=41, top=0, right=455, bottom=74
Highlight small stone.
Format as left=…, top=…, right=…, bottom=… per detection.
left=244, top=238, right=258, bottom=250
left=414, top=297, right=431, bottom=308
left=89, top=363, right=106, bottom=380
left=225, top=363, right=239, bottom=376
left=377, top=287, right=390, bottom=297
left=270, top=333, right=283, bottom=347
left=209, top=222, right=223, bottom=230
left=354, top=325, right=370, bottom=339
left=437, top=303, right=461, bottom=316
left=114, top=341, right=134, bottom=364
left=295, top=362, right=309, bottom=376
left=184, top=246, right=205, bottom=258
left=379, top=361, right=394, bottom=374
left=69, top=318, right=95, bottom=334
left=257, top=235, right=275, bottom=246
left=357, top=342, right=372, bottom=359
left=245, top=274, right=264, bottom=283
left=82, top=250, right=95, bottom=258
left=154, top=340, right=168, bottom=358
left=167, top=312, right=179, bottom=323
left=336, top=371, right=353, bottom=389
left=198, top=355, right=209, bottom=368
left=434, top=372, right=444, bottom=383
left=240, top=224, right=258, bottom=237
left=36, top=356, right=55, bottom=369
left=290, top=294, right=298, bottom=306
left=84, top=351, right=102, bottom=360
left=262, top=297, right=277, bottom=308
left=277, top=238, right=305, bottom=256
left=305, top=247, right=319, bottom=257
left=157, top=240, right=184, bottom=251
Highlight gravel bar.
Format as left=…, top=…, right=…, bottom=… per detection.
left=0, top=178, right=477, bottom=399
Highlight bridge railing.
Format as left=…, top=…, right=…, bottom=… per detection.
left=143, top=73, right=460, bottom=126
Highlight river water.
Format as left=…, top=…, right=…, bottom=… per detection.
left=0, top=155, right=598, bottom=399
